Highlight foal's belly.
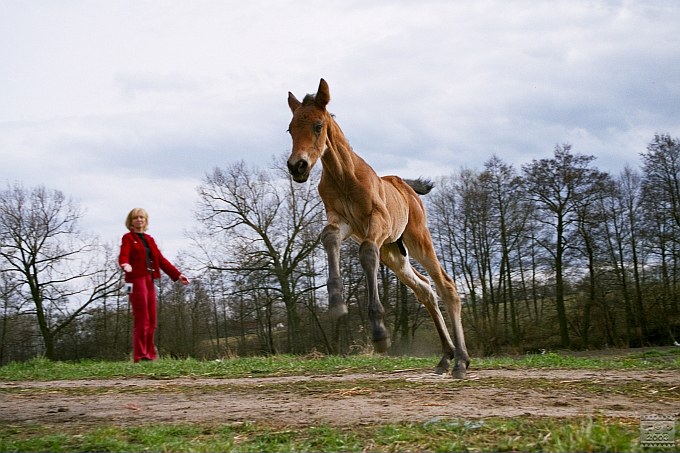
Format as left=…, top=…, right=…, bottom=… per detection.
left=327, top=191, right=407, bottom=245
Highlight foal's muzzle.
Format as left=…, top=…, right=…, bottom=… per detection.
left=287, top=158, right=309, bottom=183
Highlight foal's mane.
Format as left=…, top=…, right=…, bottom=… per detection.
left=302, top=94, right=316, bottom=105
left=302, top=94, right=336, bottom=117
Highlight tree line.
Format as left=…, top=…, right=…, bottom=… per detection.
left=1, top=134, right=679, bottom=364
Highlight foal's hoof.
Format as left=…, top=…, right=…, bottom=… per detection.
left=451, top=365, right=467, bottom=380
left=372, top=337, right=391, bottom=353
left=435, top=357, right=451, bottom=375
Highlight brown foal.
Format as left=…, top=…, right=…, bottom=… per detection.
left=286, top=79, right=469, bottom=378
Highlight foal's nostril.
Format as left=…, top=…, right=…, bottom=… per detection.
left=288, top=159, right=308, bottom=176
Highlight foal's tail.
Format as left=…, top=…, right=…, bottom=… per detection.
left=403, top=177, right=434, bottom=195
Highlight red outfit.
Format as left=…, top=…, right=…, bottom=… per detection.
left=118, top=231, right=182, bottom=362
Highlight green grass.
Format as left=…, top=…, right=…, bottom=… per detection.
left=1, top=416, right=674, bottom=452
left=1, top=348, right=678, bottom=381
left=480, top=348, right=680, bottom=370
left=0, top=354, right=433, bottom=381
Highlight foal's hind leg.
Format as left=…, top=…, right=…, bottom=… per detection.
left=409, top=240, right=470, bottom=379
left=380, top=243, right=456, bottom=374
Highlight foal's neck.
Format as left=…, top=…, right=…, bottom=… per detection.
left=322, top=117, right=370, bottom=184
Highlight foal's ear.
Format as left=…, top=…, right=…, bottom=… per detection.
left=315, top=78, right=330, bottom=109
left=288, top=92, right=301, bottom=113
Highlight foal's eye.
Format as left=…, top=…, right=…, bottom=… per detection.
left=313, top=122, right=323, bottom=135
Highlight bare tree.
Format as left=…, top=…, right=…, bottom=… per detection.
left=640, top=134, right=680, bottom=337
left=522, top=145, right=607, bottom=347
left=572, top=171, right=615, bottom=347
left=480, top=155, right=532, bottom=345
left=193, top=159, right=325, bottom=353
left=642, top=134, right=680, bottom=233
left=0, top=270, right=25, bottom=364
left=599, top=167, right=648, bottom=346
left=0, top=184, right=121, bottom=360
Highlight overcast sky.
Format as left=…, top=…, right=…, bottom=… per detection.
left=1, top=1, right=679, bottom=263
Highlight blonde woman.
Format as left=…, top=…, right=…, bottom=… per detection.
left=118, top=208, right=189, bottom=362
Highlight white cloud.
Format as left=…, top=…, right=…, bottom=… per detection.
left=1, top=0, right=679, bottom=262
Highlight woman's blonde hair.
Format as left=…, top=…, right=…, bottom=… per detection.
left=125, top=208, right=149, bottom=232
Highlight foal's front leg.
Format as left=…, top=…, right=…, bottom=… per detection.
left=359, top=241, right=390, bottom=352
left=321, top=224, right=347, bottom=319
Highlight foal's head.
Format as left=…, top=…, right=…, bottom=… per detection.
left=286, top=78, right=332, bottom=183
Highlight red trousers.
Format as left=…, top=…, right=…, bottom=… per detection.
left=128, top=275, right=158, bottom=362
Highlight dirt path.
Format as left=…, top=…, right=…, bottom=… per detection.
left=1, top=368, right=678, bottom=428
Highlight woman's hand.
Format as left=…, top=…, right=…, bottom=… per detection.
left=178, top=274, right=190, bottom=285
left=121, top=263, right=132, bottom=273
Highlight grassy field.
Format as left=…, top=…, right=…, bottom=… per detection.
left=1, top=348, right=678, bottom=452
left=2, top=348, right=678, bottom=381
left=0, top=416, right=651, bottom=452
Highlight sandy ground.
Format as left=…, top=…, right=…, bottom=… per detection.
left=1, top=367, right=678, bottom=428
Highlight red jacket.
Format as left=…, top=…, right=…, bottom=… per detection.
left=118, top=231, right=182, bottom=282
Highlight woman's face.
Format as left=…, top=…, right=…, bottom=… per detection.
left=131, top=214, right=147, bottom=232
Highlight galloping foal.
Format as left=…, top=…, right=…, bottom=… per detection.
left=286, top=79, right=469, bottom=378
